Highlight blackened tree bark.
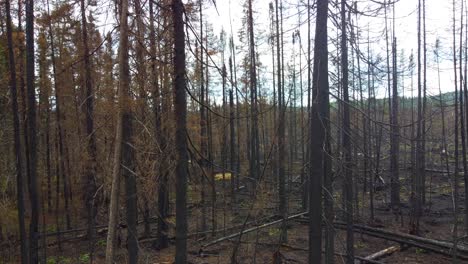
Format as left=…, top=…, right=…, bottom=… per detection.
left=390, top=37, right=401, bottom=209
left=45, top=0, right=71, bottom=231
left=459, top=0, right=468, bottom=234
left=248, top=0, right=260, bottom=188
left=122, top=1, right=138, bottom=261
left=341, top=0, right=354, bottom=263
left=149, top=0, right=169, bottom=249
left=173, top=0, right=188, bottom=262
left=134, top=0, right=150, bottom=237
left=275, top=0, right=287, bottom=243
left=452, top=0, right=460, bottom=255
left=6, top=1, right=28, bottom=262
left=412, top=0, right=423, bottom=235
left=26, top=0, right=39, bottom=262
left=80, top=0, right=98, bottom=258
left=229, top=89, right=236, bottom=202
left=309, top=0, right=329, bottom=262
left=38, top=31, right=52, bottom=216
left=421, top=0, right=427, bottom=205
left=199, top=0, right=208, bottom=232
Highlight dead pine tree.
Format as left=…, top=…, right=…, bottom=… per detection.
left=199, top=0, right=208, bottom=233
left=5, top=0, right=28, bottom=262
left=173, top=0, right=189, bottom=262
left=340, top=0, right=354, bottom=262
left=80, top=0, right=98, bottom=258
left=45, top=0, right=72, bottom=233
left=275, top=0, right=287, bottom=244
left=411, top=0, right=424, bottom=235
left=309, top=0, right=329, bottom=262
left=248, top=0, right=260, bottom=191
left=390, top=11, right=401, bottom=212
left=155, top=5, right=170, bottom=249
left=229, top=89, right=236, bottom=202
left=105, top=0, right=130, bottom=261
left=451, top=0, right=461, bottom=258
left=25, top=0, right=40, bottom=262
left=459, top=0, right=468, bottom=234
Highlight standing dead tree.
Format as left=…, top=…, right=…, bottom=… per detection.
left=309, top=0, right=329, bottom=262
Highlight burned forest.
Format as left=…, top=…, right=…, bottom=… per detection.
left=2, top=0, right=468, bottom=263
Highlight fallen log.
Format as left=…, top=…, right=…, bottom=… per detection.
left=201, top=211, right=307, bottom=249
left=202, top=212, right=468, bottom=260
left=332, top=221, right=468, bottom=259
left=362, top=245, right=400, bottom=262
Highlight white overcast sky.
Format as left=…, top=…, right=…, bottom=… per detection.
left=91, top=0, right=460, bottom=100
left=201, top=0, right=458, bottom=99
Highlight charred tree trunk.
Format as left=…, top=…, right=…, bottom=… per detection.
left=199, top=0, right=208, bottom=233
left=390, top=37, right=401, bottom=209
left=275, top=0, right=287, bottom=244
left=247, top=0, right=260, bottom=189
left=309, top=0, right=329, bottom=262
left=80, top=0, right=98, bottom=258
left=173, top=0, right=188, bottom=262
left=5, top=1, right=28, bottom=261
left=26, top=0, right=39, bottom=262
left=341, top=0, right=354, bottom=262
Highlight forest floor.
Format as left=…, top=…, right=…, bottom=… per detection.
left=2, top=168, right=467, bottom=263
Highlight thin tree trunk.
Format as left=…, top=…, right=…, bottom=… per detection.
left=412, top=0, right=423, bottom=235
left=229, top=89, right=236, bottom=203
left=248, top=0, right=260, bottom=188
left=26, top=0, right=39, bottom=262
left=123, top=0, right=138, bottom=260
left=45, top=0, right=71, bottom=231
left=105, top=0, right=130, bottom=261
left=341, top=1, right=354, bottom=262
left=452, top=0, right=461, bottom=257
left=275, top=0, right=287, bottom=244
left=421, top=0, right=428, bottom=205
left=309, top=0, right=329, bottom=262
left=390, top=26, right=401, bottom=210
left=367, top=31, right=375, bottom=222
left=199, top=0, right=208, bottom=233
left=155, top=11, right=170, bottom=249
left=80, top=0, right=98, bottom=258
left=5, top=1, right=28, bottom=261
left=173, top=0, right=188, bottom=262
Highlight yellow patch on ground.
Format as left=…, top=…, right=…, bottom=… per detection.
left=214, top=172, right=232, bottom=181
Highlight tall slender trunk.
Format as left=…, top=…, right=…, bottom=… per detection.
left=421, top=0, right=427, bottom=205
left=134, top=0, right=151, bottom=237
left=105, top=0, right=130, bottom=261
left=452, top=0, right=461, bottom=257
left=275, top=0, right=287, bottom=243
left=155, top=10, right=170, bottom=249
left=173, top=0, right=188, bottom=262
left=248, top=0, right=260, bottom=188
left=80, top=0, right=98, bottom=258
left=297, top=9, right=307, bottom=211
left=6, top=1, right=28, bottom=262
left=309, top=0, right=328, bottom=262
left=25, top=0, right=39, bottom=262
left=367, top=31, right=375, bottom=222
left=390, top=20, right=401, bottom=209
left=412, top=0, right=423, bottom=235
left=458, top=0, right=468, bottom=236
left=229, top=89, right=236, bottom=202
left=341, top=1, right=354, bottom=262
left=199, top=0, right=208, bottom=233
left=123, top=2, right=138, bottom=261
left=46, top=0, right=71, bottom=231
